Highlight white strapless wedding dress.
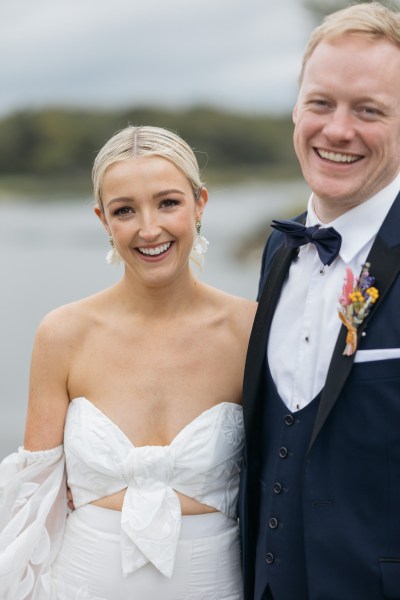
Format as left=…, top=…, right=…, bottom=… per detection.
left=0, top=399, right=244, bottom=599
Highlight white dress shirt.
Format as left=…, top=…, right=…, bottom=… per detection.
left=267, top=172, right=400, bottom=412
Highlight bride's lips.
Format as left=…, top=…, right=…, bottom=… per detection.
left=135, top=241, right=173, bottom=260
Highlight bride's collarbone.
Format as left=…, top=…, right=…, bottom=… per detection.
left=98, top=305, right=232, bottom=341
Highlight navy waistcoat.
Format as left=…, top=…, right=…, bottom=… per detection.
left=254, top=365, right=320, bottom=600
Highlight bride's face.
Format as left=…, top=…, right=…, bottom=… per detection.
left=95, top=156, right=207, bottom=287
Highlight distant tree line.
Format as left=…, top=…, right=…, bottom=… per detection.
left=0, top=106, right=300, bottom=185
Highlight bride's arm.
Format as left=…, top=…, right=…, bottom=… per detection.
left=24, top=307, right=72, bottom=451
left=0, top=307, right=74, bottom=599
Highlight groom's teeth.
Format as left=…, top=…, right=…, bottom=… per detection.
left=318, top=149, right=361, bottom=163
left=138, top=242, right=171, bottom=256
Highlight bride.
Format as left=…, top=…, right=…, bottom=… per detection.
left=0, top=125, right=257, bottom=599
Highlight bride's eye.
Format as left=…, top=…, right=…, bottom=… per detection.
left=160, top=199, right=180, bottom=208
left=114, top=206, right=134, bottom=216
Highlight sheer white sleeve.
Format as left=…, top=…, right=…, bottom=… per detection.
left=0, top=445, right=67, bottom=600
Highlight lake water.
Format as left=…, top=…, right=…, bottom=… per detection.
left=0, top=179, right=308, bottom=459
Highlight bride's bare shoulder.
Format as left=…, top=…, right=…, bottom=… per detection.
left=34, top=288, right=114, bottom=346
left=201, top=283, right=257, bottom=331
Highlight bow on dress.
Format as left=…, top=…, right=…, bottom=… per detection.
left=120, top=445, right=181, bottom=578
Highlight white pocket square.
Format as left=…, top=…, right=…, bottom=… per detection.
left=354, top=348, right=400, bottom=363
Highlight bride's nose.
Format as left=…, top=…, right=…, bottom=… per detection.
left=138, top=212, right=162, bottom=241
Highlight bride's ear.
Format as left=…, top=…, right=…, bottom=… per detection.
left=94, top=206, right=110, bottom=234
left=195, top=187, right=208, bottom=221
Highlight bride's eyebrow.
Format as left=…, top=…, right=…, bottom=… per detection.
left=105, top=189, right=186, bottom=207
left=153, top=189, right=185, bottom=198
left=106, top=197, right=133, bottom=206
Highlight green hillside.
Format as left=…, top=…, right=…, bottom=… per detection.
left=0, top=106, right=300, bottom=197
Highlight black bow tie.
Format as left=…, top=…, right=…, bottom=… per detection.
left=271, top=219, right=342, bottom=266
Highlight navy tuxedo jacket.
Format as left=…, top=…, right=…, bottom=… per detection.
left=240, top=191, right=400, bottom=600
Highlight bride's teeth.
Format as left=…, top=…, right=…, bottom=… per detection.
left=138, top=242, right=171, bottom=256
left=318, top=149, right=360, bottom=163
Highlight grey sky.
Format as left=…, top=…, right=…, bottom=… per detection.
left=0, top=0, right=314, bottom=117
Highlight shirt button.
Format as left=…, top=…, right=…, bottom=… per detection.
left=273, top=482, right=283, bottom=494
left=266, top=552, right=275, bottom=565
left=269, top=517, right=279, bottom=529
left=284, top=414, right=294, bottom=426
left=279, top=446, right=288, bottom=458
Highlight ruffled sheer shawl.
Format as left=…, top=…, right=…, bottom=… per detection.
left=0, top=445, right=67, bottom=600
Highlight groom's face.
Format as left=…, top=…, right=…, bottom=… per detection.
left=292, top=33, right=400, bottom=222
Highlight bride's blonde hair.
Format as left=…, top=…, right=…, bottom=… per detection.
left=92, top=125, right=204, bottom=211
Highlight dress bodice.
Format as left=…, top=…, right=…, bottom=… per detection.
left=64, top=398, right=244, bottom=577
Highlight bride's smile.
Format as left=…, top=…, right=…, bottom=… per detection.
left=95, top=155, right=208, bottom=288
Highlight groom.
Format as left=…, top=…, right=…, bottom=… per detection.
left=240, top=3, right=400, bottom=600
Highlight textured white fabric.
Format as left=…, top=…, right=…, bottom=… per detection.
left=0, top=445, right=67, bottom=600
left=51, top=505, right=243, bottom=599
left=0, top=400, right=243, bottom=599
left=64, top=398, right=244, bottom=578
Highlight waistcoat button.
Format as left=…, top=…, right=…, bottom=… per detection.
left=273, top=482, right=282, bottom=494
left=284, top=414, right=294, bottom=426
left=269, top=517, right=278, bottom=529
left=266, top=552, right=275, bottom=565
left=279, top=446, right=288, bottom=458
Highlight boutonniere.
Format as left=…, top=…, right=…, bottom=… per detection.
left=338, top=262, right=379, bottom=356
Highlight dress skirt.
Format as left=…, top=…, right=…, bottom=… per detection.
left=51, top=505, right=243, bottom=599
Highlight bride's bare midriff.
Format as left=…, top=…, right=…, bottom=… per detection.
left=90, top=489, right=217, bottom=515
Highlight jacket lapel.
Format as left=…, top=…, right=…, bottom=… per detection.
left=244, top=213, right=307, bottom=434
left=243, top=243, right=296, bottom=434
left=308, top=191, right=400, bottom=450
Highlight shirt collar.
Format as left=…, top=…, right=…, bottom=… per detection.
left=306, top=172, right=400, bottom=263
